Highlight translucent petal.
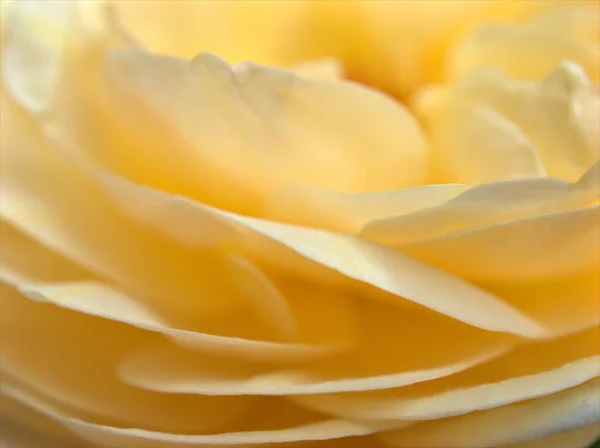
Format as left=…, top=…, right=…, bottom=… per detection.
left=265, top=184, right=466, bottom=233
left=400, top=206, right=599, bottom=282
left=1, top=0, right=70, bottom=114
left=380, top=378, right=600, bottom=448
left=425, top=96, right=546, bottom=184
left=0, top=283, right=258, bottom=433
left=363, top=175, right=597, bottom=245
left=1, top=94, right=286, bottom=323
left=448, top=62, right=599, bottom=182
left=12, top=280, right=335, bottom=364
left=450, top=5, right=600, bottom=83
left=214, top=211, right=546, bottom=338
left=64, top=150, right=546, bottom=338
left=86, top=50, right=428, bottom=214
left=119, top=301, right=514, bottom=395
left=293, top=327, right=600, bottom=420
left=0, top=220, right=92, bottom=285
left=1, top=382, right=380, bottom=448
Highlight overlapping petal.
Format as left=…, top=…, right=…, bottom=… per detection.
left=0, top=1, right=599, bottom=447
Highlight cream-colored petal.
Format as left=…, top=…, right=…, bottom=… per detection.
left=1, top=92, right=301, bottom=331
left=293, top=327, right=600, bottom=420
left=92, top=50, right=428, bottom=213
left=12, top=280, right=334, bottom=364
left=0, top=283, right=257, bottom=434
left=297, top=356, right=600, bottom=422
left=380, top=378, right=600, bottom=448
left=265, top=184, right=466, bottom=233
left=427, top=96, right=546, bottom=184
left=0, top=220, right=92, bottom=285
left=451, top=62, right=600, bottom=182
left=50, top=140, right=547, bottom=339
left=362, top=175, right=596, bottom=245
left=120, top=300, right=514, bottom=395
left=1, top=0, right=70, bottom=114
left=120, top=343, right=508, bottom=397
left=215, top=211, right=545, bottom=338
left=400, top=206, right=599, bottom=282
left=450, top=5, right=600, bottom=83
left=1, top=382, right=379, bottom=448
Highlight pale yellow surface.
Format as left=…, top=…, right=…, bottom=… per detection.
left=0, top=1, right=599, bottom=448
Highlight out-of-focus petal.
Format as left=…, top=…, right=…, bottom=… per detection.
left=421, top=62, right=599, bottom=184
left=497, top=423, right=600, bottom=448
left=450, top=5, right=600, bottom=83
left=1, top=0, right=70, bottom=114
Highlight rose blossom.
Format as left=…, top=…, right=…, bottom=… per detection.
left=0, top=1, right=599, bottom=448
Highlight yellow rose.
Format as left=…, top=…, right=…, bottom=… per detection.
left=1, top=1, right=599, bottom=448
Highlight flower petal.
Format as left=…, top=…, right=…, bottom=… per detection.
left=450, top=5, right=600, bottom=83
left=292, top=327, right=600, bottom=420
left=400, top=206, right=599, bottom=282
left=91, top=50, right=429, bottom=213
left=1, top=0, right=70, bottom=114
left=1, top=381, right=380, bottom=448
left=379, top=378, right=600, bottom=448
left=119, top=301, right=514, bottom=395
left=265, top=184, right=466, bottom=233
left=12, top=280, right=335, bottom=364
left=0, top=283, right=257, bottom=433
left=451, top=62, right=599, bottom=182
left=362, top=175, right=597, bottom=245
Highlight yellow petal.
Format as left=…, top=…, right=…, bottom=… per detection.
left=380, top=378, right=600, bottom=447
left=89, top=50, right=428, bottom=214
left=1, top=381, right=379, bottom=448
left=1, top=0, right=70, bottom=114
left=265, top=184, right=466, bottom=233
left=293, top=327, right=600, bottom=420
left=0, top=283, right=257, bottom=434
left=119, top=299, right=514, bottom=395
left=400, top=206, right=599, bottom=282
left=427, top=96, right=546, bottom=184
left=363, top=176, right=595, bottom=245
left=14, top=280, right=335, bottom=364
left=450, top=5, right=600, bottom=83
left=49, top=137, right=547, bottom=339
left=446, top=62, right=599, bottom=182
left=113, top=0, right=304, bottom=64
left=1, top=93, right=278, bottom=321
left=0, top=220, right=92, bottom=285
